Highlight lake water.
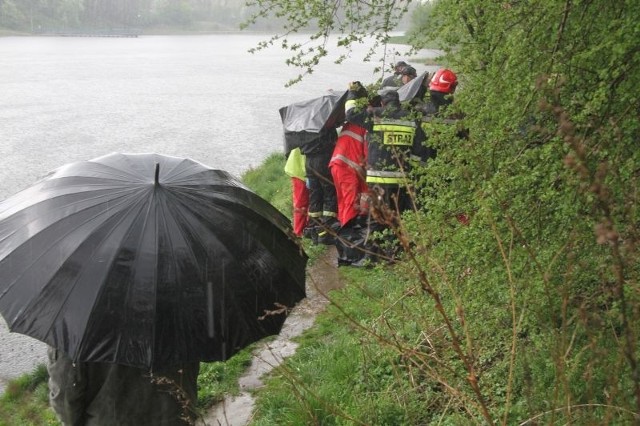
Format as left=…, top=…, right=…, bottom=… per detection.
left=0, top=33, right=439, bottom=392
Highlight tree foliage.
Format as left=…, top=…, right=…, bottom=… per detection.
left=419, top=1, right=640, bottom=421
left=249, top=0, right=640, bottom=423
left=0, top=0, right=251, bottom=31
left=242, top=0, right=412, bottom=85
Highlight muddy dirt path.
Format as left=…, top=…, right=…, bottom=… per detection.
left=202, top=246, right=341, bottom=426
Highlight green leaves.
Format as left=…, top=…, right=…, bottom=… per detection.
left=244, top=0, right=412, bottom=85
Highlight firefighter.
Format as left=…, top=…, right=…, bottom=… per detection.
left=284, top=147, right=309, bottom=237
left=300, top=128, right=339, bottom=245
left=417, top=68, right=470, bottom=225
left=366, top=89, right=425, bottom=214
left=329, top=81, right=370, bottom=228
left=399, top=65, right=417, bottom=86
left=421, top=68, right=458, bottom=116
left=350, top=89, right=427, bottom=267
left=381, top=61, right=409, bottom=88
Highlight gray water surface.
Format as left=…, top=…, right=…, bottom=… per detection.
left=0, top=34, right=437, bottom=393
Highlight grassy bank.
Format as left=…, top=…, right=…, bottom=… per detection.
left=5, top=141, right=638, bottom=424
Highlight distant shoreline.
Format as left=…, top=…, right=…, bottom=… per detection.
left=0, top=27, right=411, bottom=38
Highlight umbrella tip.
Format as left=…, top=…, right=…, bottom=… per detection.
left=154, top=162, right=160, bottom=186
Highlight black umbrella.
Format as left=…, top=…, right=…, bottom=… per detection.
left=279, top=90, right=347, bottom=154
left=0, top=153, right=307, bottom=369
left=397, top=71, right=430, bottom=103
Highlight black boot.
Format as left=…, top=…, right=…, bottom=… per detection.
left=316, top=228, right=335, bottom=245
left=317, top=217, right=339, bottom=245
left=302, top=226, right=318, bottom=245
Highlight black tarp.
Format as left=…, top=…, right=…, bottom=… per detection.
left=279, top=91, right=348, bottom=154
left=397, top=71, right=430, bottom=103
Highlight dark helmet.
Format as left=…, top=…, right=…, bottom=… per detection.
left=393, top=61, right=408, bottom=74
left=401, top=66, right=417, bottom=77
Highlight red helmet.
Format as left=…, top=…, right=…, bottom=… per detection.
left=429, top=68, right=458, bottom=94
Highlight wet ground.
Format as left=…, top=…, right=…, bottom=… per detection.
left=203, top=246, right=342, bottom=426
left=0, top=323, right=47, bottom=395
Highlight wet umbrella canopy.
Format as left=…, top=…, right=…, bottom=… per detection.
left=0, top=153, right=307, bottom=369
left=279, top=90, right=347, bottom=154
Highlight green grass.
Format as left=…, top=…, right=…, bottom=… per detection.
left=0, top=365, right=59, bottom=426
left=250, top=265, right=434, bottom=425
left=241, top=153, right=291, bottom=218
left=197, top=345, right=256, bottom=408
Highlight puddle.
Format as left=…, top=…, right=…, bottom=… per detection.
left=203, top=246, right=341, bottom=426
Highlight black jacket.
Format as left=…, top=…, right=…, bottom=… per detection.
left=366, top=101, right=428, bottom=183
left=47, top=347, right=200, bottom=426
left=299, top=129, right=337, bottom=156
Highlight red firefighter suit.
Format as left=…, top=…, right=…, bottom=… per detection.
left=284, top=147, right=309, bottom=236
left=329, top=87, right=369, bottom=227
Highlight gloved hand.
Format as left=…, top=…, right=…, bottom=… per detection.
left=347, top=81, right=368, bottom=101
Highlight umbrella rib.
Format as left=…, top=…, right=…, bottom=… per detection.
left=5, top=189, right=149, bottom=346
left=75, top=190, right=157, bottom=363
left=0, top=189, right=144, bottom=302
left=159, top=159, right=203, bottom=182
left=135, top=184, right=217, bottom=367
left=0, top=187, right=133, bottom=245
left=137, top=186, right=160, bottom=367
left=89, top=159, right=155, bottom=183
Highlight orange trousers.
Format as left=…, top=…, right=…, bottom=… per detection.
left=330, top=163, right=368, bottom=226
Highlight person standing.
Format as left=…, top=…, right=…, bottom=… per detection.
left=417, top=68, right=469, bottom=225
left=352, top=89, right=427, bottom=267
left=399, top=65, right=418, bottom=86
left=284, top=147, right=309, bottom=237
left=329, top=81, right=370, bottom=228
left=300, top=128, right=339, bottom=245
left=420, top=68, right=458, bottom=116
left=381, top=61, right=409, bottom=89
left=366, top=89, right=426, bottom=214
left=47, top=347, right=200, bottom=425
left=414, top=68, right=460, bottom=169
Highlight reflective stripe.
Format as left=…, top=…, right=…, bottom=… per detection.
left=330, top=154, right=365, bottom=176
left=372, top=122, right=416, bottom=146
left=345, top=99, right=357, bottom=112
left=339, top=129, right=365, bottom=143
left=367, top=170, right=406, bottom=179
left=322, top=211, right=337, bottom=218
left=366, top=170, right=408, bottom=184
left=308, top=212, right=323, bottom=218
left=366, top=176, right=407, bottom=184
left=375, top=119, right=417, bottom=128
